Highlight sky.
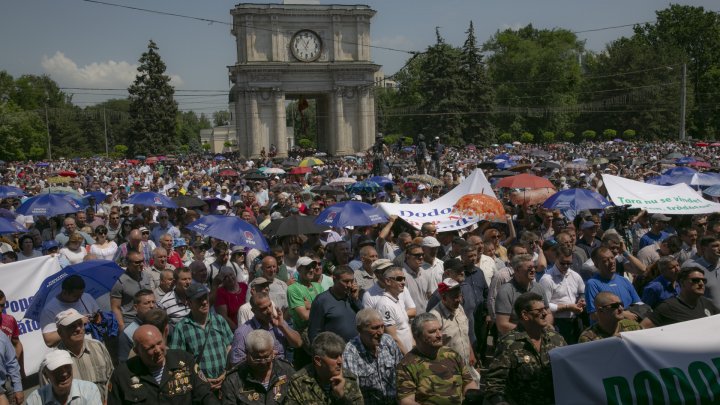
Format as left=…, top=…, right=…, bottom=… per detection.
left=1, top=0, right=717, bottom=114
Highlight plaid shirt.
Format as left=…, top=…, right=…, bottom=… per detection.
left=342, top=333, right=403, bottom=405
left=170, top=312, right=233, bottom=378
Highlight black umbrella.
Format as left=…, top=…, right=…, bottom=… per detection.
left=478, top=161, right=497, bottom=169
left=281, top=159, right=299, bottom=167
left=172, top=195, right=207, bottom=209
left=536, top=161, right=562, bottom=169
left=263, top=215, right=329, bottom=237
left=489, top=170, right=516, bottom=178
left=311, top=185, right=346, bottom=195
left=244, top=173, right=269, bottom=181
left=272, top=184, right=303, bottom=193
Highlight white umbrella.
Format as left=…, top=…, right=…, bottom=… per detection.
left=264, top=168, right=286, bottom=175
left=329, top=177, right=356, bottom=186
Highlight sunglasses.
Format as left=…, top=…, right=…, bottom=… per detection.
left=130, top=260, right=144, bottom=265
left=142, top=231, right=150, bottom=235
left=408, top=252, right=424, bottom=258
left=599, top=302, right=623, bottom=312
left=557, top=261, right=573, bottom=266
left=96, top=230, right=108, bottom=235
left=387, top=276, right=406, bottom=282
left=689, top=277, right=707, bottom=284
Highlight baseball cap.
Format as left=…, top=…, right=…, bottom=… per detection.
left=192, top=240, right=209, bottom=250
left=319, top=230, right=343, bottom=247
left=55, top=308, right=85, bottom=327
left=249, top=277, right=270, bottom=288
left=422, top=236, right=441, bottom=248
left=297, top=256, right=319, bottom=269
left=216, top=205, right=228, bottom=212
left=139, top=226, right=149, bottom=234
left=651, top=213, right=671, bottom=222
left=44, top=350, right=73, bottom=371
left=580, top=221, right=597, bottom=230
left=356, top=236, right=375, bottom=248
left=173, top=238, right=187, bottom=248
left=231, top=245, right=247, bottom=254
left=437, top=278, right=461, bottom=294
left=371, top=259, right=394, bottom=273
left=42, top=240, right=60, bottom=252
left=186, top=283, right=210, bottom=300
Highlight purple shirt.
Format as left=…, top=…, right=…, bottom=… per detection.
left=229, top=317, right=287, bottom=365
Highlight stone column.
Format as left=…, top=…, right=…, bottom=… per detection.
left=273, top=89, right=287, bottom=157
left=357, top=87, right=368, bottom=153
left=334, top=87, right=349, bottom=156
left=249, top=89, right=261, bottom=158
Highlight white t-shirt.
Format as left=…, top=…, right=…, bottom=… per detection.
left=362, top=283, right=416, bottom=310
left=376, top=292, right=413, bottom=352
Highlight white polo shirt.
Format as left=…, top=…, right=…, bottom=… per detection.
left=376, top=292, right=413, bottom=352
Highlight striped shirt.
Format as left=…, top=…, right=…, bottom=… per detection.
left=40, top=339, right=113, bottom=402
left=169, top=312, right=233, bottom=378
left=158, top=289, right=190, bottom=326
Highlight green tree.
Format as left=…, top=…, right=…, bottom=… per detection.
left=498, top=133, right=513, bottom=143
left=520, top=132, right=534, bottom=143
left=541, top=131, right=556, bottom=143
left=563, top=131, right=575, bottom=141
left=0, top=102, right=46, bottom=160
left=461, top=21, right=495, bottom=144
left=582, top=130, right=596, bottom=141
left=623, top=129, right=637, bottom=140
left=603, top=129, right=617, bottom=140
left=127, top=40, right=178, bottom=155
left=213, top=110, right=230, bottom=126
left=112, top=144, right=128, bottom=159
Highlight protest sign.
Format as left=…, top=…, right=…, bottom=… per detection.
left=551, top=315, right=720, bottom=404
left=603, top=174, right=720, bottom=214
left=377, top=169, right=496, bottom=231
left=0, top=256, right=61, bottom=374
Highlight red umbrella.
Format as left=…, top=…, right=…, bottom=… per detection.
left=58, top=170, right=77, bottom=178
left=496, top=173, right=555, bottom=189
left=711, top=143, right=720, bottom=147
left=145, top=157, right=159, bottom=164
left=289, top=167, right=312, bottom=175
left=695, top=142, right=709, bottom=147
left=219, top=169, right=239, bottom=177
left=126, top=159, right=140, bottom=165
left=452, top=194, right=506, bottom=221
left=689, top=161, right=711, bottom=168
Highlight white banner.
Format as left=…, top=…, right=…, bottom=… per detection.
left=0, top=256, right=61, bottom=374
left=377, top=169, right=496, bottom=231
left=550, top=315, right=720, bottom=404
left=603, top=174, right=720, bottom=214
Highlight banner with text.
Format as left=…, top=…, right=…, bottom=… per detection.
left=378, top=169, right=496, bottom=231
left=603, top=174, right=720, bottom=214
left=551, top=315, right=720, bottom=404
left=0, top=256, right=61, bottom=374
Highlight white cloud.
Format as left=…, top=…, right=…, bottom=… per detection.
left=41, top=51, right=184, bottom=88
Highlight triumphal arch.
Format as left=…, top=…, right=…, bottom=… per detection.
left=228, top=3, right=380, bottom=158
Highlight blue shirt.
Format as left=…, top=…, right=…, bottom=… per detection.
left=26, top=379, right=101, bottom=405
left=642, top=275, right=681, bottom=309
left=0, top=333, right=20, bottom=392
left=308, top=290, right=363, bottom=343
left=585, top=273, right=642, bottom=315
left=638, top=231, right=670, bottom=251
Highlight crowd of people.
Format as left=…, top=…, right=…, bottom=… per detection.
left=0, top=138, right=718, bottom=404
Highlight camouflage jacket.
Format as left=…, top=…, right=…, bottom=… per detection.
left=578, top=319, right=642, bottom=343
left=285, top=365, right=363, bottom=405
left=396, top=347, right=473, bottom=405
left=485, top=326, right=566, bottom=405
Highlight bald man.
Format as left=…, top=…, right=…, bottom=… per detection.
left=108, top=325, right=218, bottom=404
left=113, top=229, right=153, bottom=267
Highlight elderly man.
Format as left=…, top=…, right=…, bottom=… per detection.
left=485, top=292, right=567, bottom=404
left=396, top=313, right=478, bottom=404
left=171, top=283, right=233, bottom=393
left=421, top=236, right=444, bottom=285
left=343, top=308, right=403, bottom=405
left=429, top=278, right=476, bottom=367
left=39, top=275, right=101, bottom=347
left=259, top=255, right=289, bottom=313
left=402, top=243, right=435, bottom=314
left=150, top=212, right=180, bottom=245
left=641, top=267, right=719, bottom=328
left=158, top=234, right=183, bottom=270
left=148, top=247, right=175, bottom=290
left=40, top=309, right=113, bottom=402
left=118, top=289, right=157, bottom=362
left=495, top=254, right=550, bottom=335
left=111, top=249, right=155, bottom=331
left=642, top=256, right=682, bottom=308
left=158, top=267, right=193, bottom=326
left=308, top=265, right=363, bottom=343
left=579, top=292, right=642, bottom=342
left=585, top=247, right=643, bottom=322
left=355, top=246, right=378, bottom=293
left=221, top=330, right=295, bottom=404
left=55, top=217, right=94, bottom=247
left=230, top=291, right=302, bottom=366
left=539, top=245, right=586, bottom=344
left=487, top=243, right=529, bottom=321
left=108, top=325, right=217, bottom=404
left=375, top=266, right=412, bottom=354
left=113, top=229, right=153, bottom=267
left=154, top=268, right=175, bottom=301
left=286, top=332, right=364, bottom=404
left=27, top=350, right=100, bottom=405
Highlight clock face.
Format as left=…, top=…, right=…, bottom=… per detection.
left=291, top=30, right=322, bottom=62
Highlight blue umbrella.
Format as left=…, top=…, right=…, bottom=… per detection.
left=0, top=217, right=27, bottom=234
left=494, top=153, right=511, bottom=161
left=84, top=191, right=108, bottom=202
left=214, top=155, right=226, bottom=161
left=367, top=176, right=393, bottom=187
left=0, top=186, right=25, bottom=198
left=0, top=209, right=15, bottom=220
left=703, top=185, right=720, bottom=198
left=496, top=160, right=517, bottom=170
left=347, top=180, right=381, bottom=194
left=542, top=188, right=611, bottom=211
left=186, top=215, right=269, bottom=251
left=126, top=192, right=178, bottom=208
left=16, top=193, right=85, bottom=217
left=662, top=167, right=697, bottom=176
left=675, top=156, right=697, bottom=165
left=24, top=260, right=125, bottom=322
left=35, top=162, right=50, bottom=167
left=314, top=201, right=388, bottom=228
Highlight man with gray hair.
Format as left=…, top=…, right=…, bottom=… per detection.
left=343, top=308, right=403, bottom=405
left=495, top=254, right=551, bottom=335
left=286, top=332, right=363, bottom=404
left=221, top=329, right=295, bottom=404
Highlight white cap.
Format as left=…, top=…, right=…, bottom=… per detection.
left=55, top=308, right=85, bottom=327
left=44, top=350, right=73, bottom=371
left=422, top=236, right=441, bottom=248
left=320, top=230, right=343, bottom=247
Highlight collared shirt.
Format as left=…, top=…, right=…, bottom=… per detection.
left=487, top=266, right=514, bottom=320
left=287, top=281, right=322, bottom=331
left=402, top=264, right=434, bottom=315
left=169, top=312, right=233, bottom=378
left=376, top=292, right=412, bottom=352
left=158, top=289, right=191, bottom=326
left=641, top=275, right=681, bottom=308
left=150, top=224, right=181, bottom=245
left=495, top=279, right=549, bottom=324
left=354, top=268, right=376, bottom=293
left=585, top=274, right=642, bottom=315
left=362, top=283, right=416, bottom=311
left=422, top=258, right=445, bottom=286
left=110, top=270, right=155, bottom=325
left=478, top=255, right=496, bottom=286
left=40, top=339, right=114, bottom=402
left=230, top=318, right=289, bottom=366
left=396, top=346, right=472, bottom=404
left=429, top=303, right=472, bottom=363
left=308, top=289, right=363, bottom=343
left=27, top=379, right=102, bottom=405
left=682, top=255, right=720, bottom=309
left=342, top=334, right=403, bottom=405
left=0, top=332, right=21, bottom=393
left=539, top=266, right=585, bottom=318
